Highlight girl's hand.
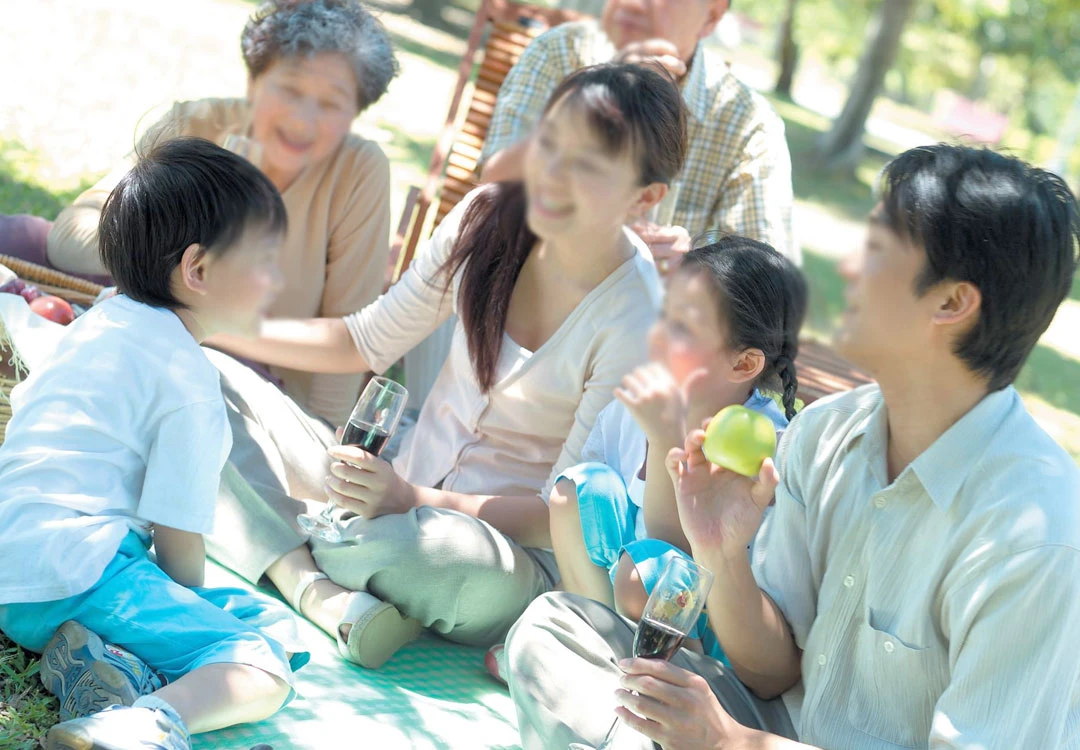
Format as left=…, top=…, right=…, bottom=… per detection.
left=616, top=365, right=709, bottom=449
left=615, top=363, right=686, bottom=446
left=325, top=446, right=417, bottom=519
left=614, top=657, right=759, bottom=749
left=665, top=424, right=779, bottom=561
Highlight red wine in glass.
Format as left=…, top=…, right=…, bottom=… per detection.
left=297, top=376, right=408, bottom=543
left=341, top=420, right=391, bottom=456
left=632, top=617, right=686, bottom=661
left=587, top=556, right=713, bottom=750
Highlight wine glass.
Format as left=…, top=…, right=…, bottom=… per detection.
left=575, top=555, right=714, bottom=750
left=297, top=376, right=408, bottom=543
left=222, top=134, right=263, bottom=168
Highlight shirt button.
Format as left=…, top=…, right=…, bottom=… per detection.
left=843, top=575, right=855, bottom=588
left=883, top=641, right=895, bottom=654
left=817, top=653, right=827, bottom=666
left=874, top=496, right=887, bottom=509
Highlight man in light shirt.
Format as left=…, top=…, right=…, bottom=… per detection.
left=480, top=0, right=798, bottom=269
left=504, top=143, right=1080, bottom=749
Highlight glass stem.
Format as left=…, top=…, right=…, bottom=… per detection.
left=318, top=500, right=337, bottom=524
left=595, top=716, right=621, bottom=750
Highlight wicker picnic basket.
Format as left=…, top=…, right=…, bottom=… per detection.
left=0, top=254, right=106, bottom=444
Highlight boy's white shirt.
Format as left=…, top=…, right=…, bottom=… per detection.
left=0, top=294, right=231, bottom=604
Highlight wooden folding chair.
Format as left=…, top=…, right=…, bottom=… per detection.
left=794, top=339, right=874, bottom=404
left=386, top=0, right=583, bottom=291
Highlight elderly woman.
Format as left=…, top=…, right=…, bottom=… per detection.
left=45, top=0, right=398, bottom=426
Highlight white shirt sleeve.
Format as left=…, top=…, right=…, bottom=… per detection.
left=342, top=191, right=474, bottom=374
left=580, top=402, right=615, bottom=465
left=751, top=415, right=818, bottom=648
left=137, top=400, right=227, bottom=534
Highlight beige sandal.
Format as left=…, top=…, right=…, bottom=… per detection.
left=289, top=570, right=421, bottom=668
left=337, top=592, right=423, bottom=669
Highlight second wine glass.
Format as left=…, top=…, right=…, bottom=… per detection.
left=297, top=376, right=408, bottom=543
left=589, top=555, right=714, bottom=750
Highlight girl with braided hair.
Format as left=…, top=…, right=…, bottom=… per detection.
left=493, top=235, right=806, bottom=677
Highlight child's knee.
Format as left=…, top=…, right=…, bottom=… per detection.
left=612, top=553, right=648, bottom=621
left=549, top=479, right=582, bottom=540
left=549, top=478, right=579, bottom=515
left=250, top=670, right=293, bottom=720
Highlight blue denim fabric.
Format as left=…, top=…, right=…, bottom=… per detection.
left=0, top=533, right=307, bottom=702
left=560, top=462, right=727, bottom=664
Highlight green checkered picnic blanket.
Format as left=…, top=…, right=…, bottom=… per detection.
left=194, top=562, right=522, bottom=750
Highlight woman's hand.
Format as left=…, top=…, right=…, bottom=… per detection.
left=614, top=657, right=761, bottom=749
left=631, top=222, right=692, bottom=276
left=613, top=39, right=688, bottom=80
left=665, top=424, right=779, bottom=561
left=326, top=445, right=417, bottom=519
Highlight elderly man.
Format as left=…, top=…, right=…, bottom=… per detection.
left=505, top=144, right=1080, bottom=749
left=481, top=0, right=798, bottom=269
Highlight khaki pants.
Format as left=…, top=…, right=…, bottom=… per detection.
left=204, top=350, right=557, bottom=647
left=506, top=593, right=797, bottom=750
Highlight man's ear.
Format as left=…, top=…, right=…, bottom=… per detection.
left=631, top=183, right=669, bottom=221
left=730, top=347, right=765, bottom=384
left=697, top=0, right=730, bottom=41
left=178, top=243, right=211, bottom=296
left=933, top=280, right=981, bottom=330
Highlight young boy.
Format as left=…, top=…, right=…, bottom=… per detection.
left=0, top=137, right=305, bottom=750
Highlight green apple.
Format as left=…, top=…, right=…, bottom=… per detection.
left=701, top=405, right=777, bottom=477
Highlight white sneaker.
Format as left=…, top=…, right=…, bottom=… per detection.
left=46, top=702, right=190, bottom=750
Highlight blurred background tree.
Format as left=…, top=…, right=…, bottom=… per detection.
left=731, top=0, right=1079, bottom=180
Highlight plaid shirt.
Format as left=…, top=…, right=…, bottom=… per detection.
left=483, top=20, right=798, bottom=262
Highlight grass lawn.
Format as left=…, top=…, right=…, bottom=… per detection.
left=0, top=633, right=58, bottom=749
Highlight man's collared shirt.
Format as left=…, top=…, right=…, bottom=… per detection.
left=754, top=384, right=1080, bottom=749
left=482, top=20, right=798, bottom=262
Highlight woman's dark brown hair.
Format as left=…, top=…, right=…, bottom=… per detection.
left=441, top=63, right=687, bottom=392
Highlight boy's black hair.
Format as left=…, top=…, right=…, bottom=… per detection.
left=680, top=236, right=808, bottom=419
left=878, top=144, right=1080, bottom=391
left=98, top=136, right=287, bottom=309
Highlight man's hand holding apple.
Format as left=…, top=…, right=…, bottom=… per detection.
left=665, top=409, right=779, bottom=561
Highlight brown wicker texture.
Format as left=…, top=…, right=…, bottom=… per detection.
left=386, top=0, right=580, bottom=287
left=0, top=256, right=105, bottom=443
left=431, top=20, right=548, bottom=228
left=0, top=254, right=105, bottom=306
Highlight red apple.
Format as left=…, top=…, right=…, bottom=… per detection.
left=29, top=295, right=76, bottom=325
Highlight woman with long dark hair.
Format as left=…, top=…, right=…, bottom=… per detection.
left=210, top=63, right=687, bottom=668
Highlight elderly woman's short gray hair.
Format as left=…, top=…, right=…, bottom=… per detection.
left=242, top=0, right=399, bottom=111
